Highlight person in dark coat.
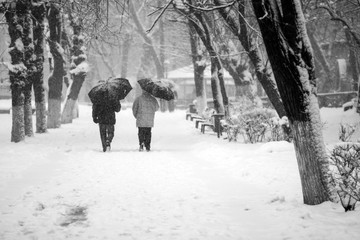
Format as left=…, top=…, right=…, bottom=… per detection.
left=92, top=100, right=121, bottom=152
left=132, top=90, right=159, bottom=151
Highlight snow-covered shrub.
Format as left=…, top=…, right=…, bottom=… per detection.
left=222, top=116, right=242, bottom=142
left=268, top=116, right=292, bottom=142
left=329, top=143, right=360, bottom=212
left=338, top=123, right=358, bottom=142
left=238, top=108, right=277, bottom=143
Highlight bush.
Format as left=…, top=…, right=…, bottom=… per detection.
left=329, top=143, right=360, bottom=212
left=238, top=108, right=277, bottom=143
left=338, top=123, right=358, bottom=142
left=268, top=116, right=293, bottom=142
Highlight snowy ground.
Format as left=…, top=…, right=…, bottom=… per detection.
left=0, top=102, right=359, bottom=240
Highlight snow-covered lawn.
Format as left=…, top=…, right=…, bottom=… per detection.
left=0, top=103, right=359, bottom=240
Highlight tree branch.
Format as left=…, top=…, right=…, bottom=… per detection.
left=146, top=0, right=174, bottom=33
left=184, top=0, right=237, bottom=12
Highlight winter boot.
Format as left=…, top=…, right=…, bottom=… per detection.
left=106, top=141, right=111, bottom=152
left=139, top=143, right=144, bottom=152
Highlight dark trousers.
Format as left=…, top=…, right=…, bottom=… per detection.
left=99, top=124, right=114, bottom=150
left=138, top=127, right=152, bottom=150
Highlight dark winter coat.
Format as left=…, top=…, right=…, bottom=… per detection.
left=92, top=101, right=121, bottom=125
left=132, top=91, right=159, bottom=127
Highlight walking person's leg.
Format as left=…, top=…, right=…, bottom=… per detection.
left=138, top=127, right=145, bottom=151
left=144, top=127, right=152, bottom=151
left=99, top=124, right=107, bottom=152
left=107, top=125, right=114, bottom=151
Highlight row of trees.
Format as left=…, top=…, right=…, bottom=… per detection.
left=158, top=0, right=360, bottom=205
left=0, top=0, right=89, bottom=142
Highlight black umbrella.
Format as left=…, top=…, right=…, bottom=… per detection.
left=138, top=78, right=175, bottom=101
left=88, top=77, right=132, bottom=105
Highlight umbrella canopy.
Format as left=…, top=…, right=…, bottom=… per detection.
left=138, top=78, right=175, bottom=101
left=88, top=77, right=132, bottom=105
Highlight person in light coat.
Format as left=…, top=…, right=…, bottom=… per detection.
left=132, top=90, right=159, bottom=151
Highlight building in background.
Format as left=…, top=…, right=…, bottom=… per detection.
left=166, top=65, right=236, bottom=108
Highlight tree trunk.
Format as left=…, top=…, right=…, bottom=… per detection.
left=22, top=0, right=34, bottom=137
left=5, top=1, right=26, bottom=142
left=215, top=0, right=286, bottom=118
left=47, top=2, right=65, bottom=129
left=252, top=0, right=331, bottom=205
left=158, top=1, right=167, bottom=112
left=11, top=87, right=25, bottom=143
left=189, top=23, right=207, bottom=114
left=62, top=15, right=87, bottom=124
left=186, top=8, right=226, bottom=113
left=32, top=1, right=47, bottom=133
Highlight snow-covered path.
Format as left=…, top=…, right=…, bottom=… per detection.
left=0, top=105, right=359, bottom=240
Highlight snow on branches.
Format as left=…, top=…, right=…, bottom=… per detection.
left=329, top=142, right=360, bottom=212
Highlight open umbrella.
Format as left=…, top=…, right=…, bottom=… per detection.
left=88, top=77, right=132, bottom=105
left=138, top=78, right=174, bottom=101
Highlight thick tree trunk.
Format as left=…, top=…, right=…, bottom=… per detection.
left=22, top=0, right=34, bottom=137
left=252, top=0, right=331, bottom=205
left=215, top=0, right=286, bottom=118
left=62, top=18, right=87, bottom=124
left=23, top=85, right=33, bottom=136
left=189, top=23, right=207, bottom=114
left=210, top=58, right=225, bottom=113
left=32, top=0, right=47, bottom=133
left=5, top=2, right=26, bottom=142
left=11, top=87, right=25, bottom=143
left=47, top=2, right=64, bottom=129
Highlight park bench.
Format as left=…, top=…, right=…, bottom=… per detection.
left=199, top=110, right=224, bottom=138
left=185, top=103, right=225, bottom=138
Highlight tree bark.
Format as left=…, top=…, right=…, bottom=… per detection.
left=47, top=2, right=65, bottom=129
left=189, top=22, right=207, bottom=114
left=62, top=13, right=87, bottom=124
left=22, top=0, right=34, bottom=137
left=215, top=0, right=286, bottom=118
left=252, top=0, right=331, bottom=205
left=32, top=0, right=47, bottom=133
left=5, top=1, right=26, bottom=142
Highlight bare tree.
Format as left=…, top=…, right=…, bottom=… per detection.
left=252, top=0, right=332, bottom=204
left=47, top=1, right=66, bottom=129
left=173, top=0, right=228, bottom=113
left=61, top=6, right=89, bottom=124
left=21, top=0, right=34, bottom=137
left=317, top=0, right=360, bottom=112
left=188, top=22, right=207, bottom=114
left=32, top=0, right=47, bottom=133
left=4, top=1, right=26, bottom=142
left=215, top=0, right=286, bottom=118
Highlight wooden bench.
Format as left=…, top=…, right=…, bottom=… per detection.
left=200, top=113, right=224, bottom=138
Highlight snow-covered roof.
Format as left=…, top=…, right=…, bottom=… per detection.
left=167, top=64, right=232, bottom=80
